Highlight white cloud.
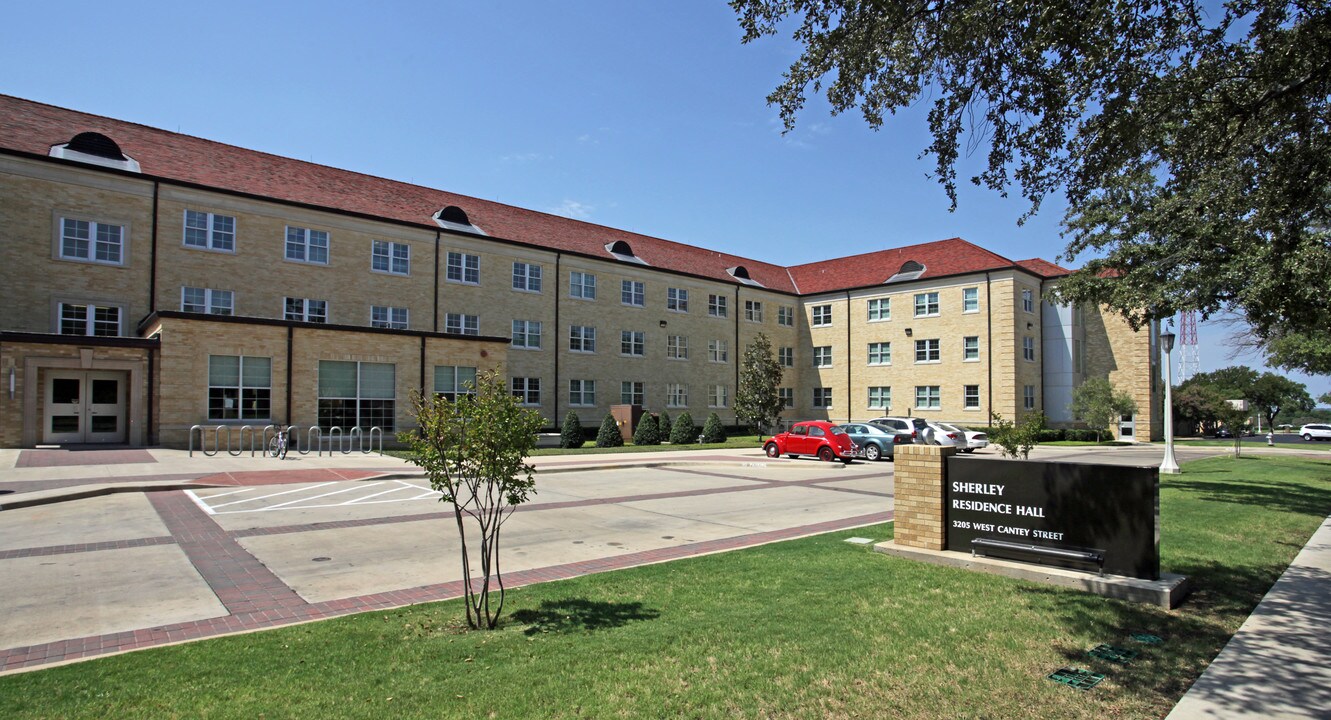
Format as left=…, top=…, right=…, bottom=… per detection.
left=550, top=199, right=594, bottom=220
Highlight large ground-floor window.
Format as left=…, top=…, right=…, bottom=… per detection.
left=208, top=355, right=271, bottom=420
left=318, top=361, right=395, bottom=431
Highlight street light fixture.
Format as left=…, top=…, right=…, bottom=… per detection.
left=1159, top=329, right=1180, bottom=474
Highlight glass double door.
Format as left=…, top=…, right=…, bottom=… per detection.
left=44, top=371, right=127, bottom=444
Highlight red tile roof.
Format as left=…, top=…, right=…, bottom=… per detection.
left=0, top=94, right=1063, bottom=295
left=1014, top=258, right=1072, bottom=278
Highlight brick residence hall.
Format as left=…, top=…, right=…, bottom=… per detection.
left=0, top=94, right=1162, bottom=449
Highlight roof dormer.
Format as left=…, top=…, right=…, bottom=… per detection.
left=885, top=260, right=925, bottom=284
left=727, top=265, right=764, bottom=287
left=433, top=205, right=486, bottom=235
left=605, top=240, right=648, bottom=265
left=49, top=132, right=141, bottom=172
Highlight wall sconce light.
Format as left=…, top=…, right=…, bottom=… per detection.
left=659, top=320, right=668, bottom=328
left=1027, top=322, right=1034, bottom=330
left=904, top=328, right=913, bottom=337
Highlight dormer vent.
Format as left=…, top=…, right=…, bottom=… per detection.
left=433, top=206, right=486, bottom=235
left=885, top=260, right=926, bottom=284
left=49, top=131, right=141, bottom=172
left=727, top=265, right=764, bottom=287
left=606, top=239, right=648, bottom=265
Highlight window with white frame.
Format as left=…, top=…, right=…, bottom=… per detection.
left=1024, top=385, right=1037, bottom=410
left=60, top=218, right=124, bottom=265
left=58, top=303, right=121, bottom=336
left=511, top=377, right=541, bottom=406
left=667, top=383, right=688, bottom=408
left=708, top=339, right=729, bottom=363
left=777, top=306, right=794, bottom=327
left=868, top=298, right=890, bottom=321
left=667, top=287, right=689, bottom=312
left=811, top=304, right=832, bottom=326
left=569, top=325, right=596, bottom=352
left=570, top=271, right=596, bottom=299
left=914, top=292, right=940, bottom=317
left=868, top=386, right=891, bottom=410
left=777, top=347, right=794, bottom=367
left=446, top=252, right=480, bottom=284
left=182, top=287, right=233, bottom=315
left=319, top=361, right=395, bottom=431
left=963, top=287, right=979, bottom=313
left=434, top=365, right=477, bottom=401
left=708, top=294, right=727, bottom=318
left=963, top=336, right=980, bottom=361
left=208, top=355, right=271, bottom=421
left=569, top=379, right=595, bottom=406
left=621, top=279, right=644, bottom=306
left=621, top=381, right=644, bottom=406
left=868, top=342, right=891, bottom=365
left=1022, top=288, right=1035, bottom=313
left=667, top=334, right=689, bottom=360
left=512, top=320, right=542, bottom=349
left=709, top=385, right=728, bottom=408
left=915, top=339, right=940, bottom=363
left=446, top=313, right=479, bottom=336
left=511, top=261, right=542, bottom=292
left=621, top=330, right=645, bottom=356
left=778, top=387, right=794, bottom=408
left=285, top=226, right=329, bottom=264
left=372, top=240, right=410, bottom=275
left=813, top=387, right=832, bottom=408
left=813, top=346, right=833, bottom=367
left=745, top=300, right=763, bottom=322
left=964, top=385, right=981, bottom=409
left=371, top=305, right=408, bottom=329
left=184, top=210, right=235, bottom=252
left=915, top=385, right=941, bottom=410
left=285, top=297, right=328, bottom=323
left=1023, top=336, right=1036, bottom=361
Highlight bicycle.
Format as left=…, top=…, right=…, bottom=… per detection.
left=268, top=426, right=290, bottom=459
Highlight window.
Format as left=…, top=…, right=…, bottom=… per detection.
left=569, top=379, right=596, bottom=407
left=868, top=298, right=890, bottom=321
left=709, top=385, right=729, bottom=408
left=371, top=305, right=408, bottom=329
left=708, top=339, right=729, bottom=363
left=621, top=381, right=645, bottom=406
left=446, top=313, right=480, bottom=336
left=779, top=347, right=794, bottom=367
left=285, top=226, right=328, bottom=264
left=59, top=303, right=120, bottom=336
left=915, top=385, right=941, bottom=410
left=915, top=339, right=941, bottom=363
left=372, top=240, right=410, bottom=275
left=446, top=252, right=480, bottom=284
left=319, top=361, right=395, bottom=431
left=667, top=383, right=688, bottom=408
left=811, top=304, right=832, bottom=326
left=621, top=280, right=644, bottom=306
left=511, top=262, right=542, bottom=291
left=511, top=377, right=541, bottom=406
left=745, top=300, right=764, bottom=322
left=208, top=355, right=271, bottom=420
left=963, top=336, right=980, bottom=361
left=512, top=320, right=542, bottom=349
left=777, top=306, right=794, bottom=327
left=964, top=385, right=981, bottom=409
left=184, top=210, right=235, bottom=252
left=813, top=346, right=833, bottom=367
left=813, top=387, right=832, bottom=408
left=708, top=294, right=727, bottom=318
left=285, top=297, right=328, bottom=323
left=667, top=287, right=689, bottom=312
left=868, top=342, right=891, bottom=366
left=667, top=334, right=689, bottom=360
left=868, top=386, right=891, bottom=410
left=182, top=287, right=233, bottom=315
left=60, top=218, right=124, bottom=265
left=914, top=292, right=940, bottom=317
left=569, top=325, right=596, bottom=353
left=621, top=330, right=645, bottom=356
left=1024, top=385, right=1037, bottom=410
left=1023, top=336, right=1036, bottom=361
left=963, top=287, right=979, bottom=313
left=570, top=271, right=596, bottom=299
left=1022, top=288, right=1035, bottom=313
left=434, top=365, right=478, bottom=402
left=778, top=388, right=794, bottom=408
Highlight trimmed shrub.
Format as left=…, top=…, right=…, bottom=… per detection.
left=560, top=411, right=585, bottom=449
left=1038, top=429, right=1064, bottom=442
left=669, top=411, right=696, bottom=445
left=595, top=413, right=624, bottom=448
left=658, top=411, right=673, bottom=440
left=701, top=412, right=727, bottom=443
left=632, top=414, right=661, bottom=446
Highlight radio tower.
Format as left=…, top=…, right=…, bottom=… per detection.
left=1179, top=311, right=1200, bottom=382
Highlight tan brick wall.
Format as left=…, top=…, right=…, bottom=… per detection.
left=893, top=444, right=955, bottom=550
left=1085, top=307, right=1161, bottom=441
left=0, top=340, right=151, bottom=447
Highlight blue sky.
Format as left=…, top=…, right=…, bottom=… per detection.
left=4, top=0, right=1325, bottom=400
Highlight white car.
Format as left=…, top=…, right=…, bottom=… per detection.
left=925, top=422, right=970, bottom=450
left=1300, top=424, right=1331, bottom=441
left=962, top=430, right=988, bottom=453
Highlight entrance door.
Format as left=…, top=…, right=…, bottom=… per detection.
left=43, top=371, right=127, bottom=444
left=1118, top=414, right=1136, bottom=442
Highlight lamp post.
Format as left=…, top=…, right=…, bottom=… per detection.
left=1159, top=329, right=1180, bottom=474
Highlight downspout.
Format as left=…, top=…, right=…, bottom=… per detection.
left=149, top=181, right=160, bottom=313
left=432, top=231, right=441, bottom=332
left=985, top=272, right=993, bottom=426
left=553, top=252, right=561, bottom=429
left=734, top=285, right=741, bottom=418
left=147, top=345, right=155, bottom=445
left=845, top=290, right=852, bottom=422
left=419, top=335, right=426, bottom=396
left=286, top=326, right=294, bottom=425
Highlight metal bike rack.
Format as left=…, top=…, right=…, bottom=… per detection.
left=227, top=425, right=260, bottom=457
left=367, top=426, right=383, bottom=455
left=296, top=426, right=321, bottom=455
left=188, top=425, right=224, bottom=457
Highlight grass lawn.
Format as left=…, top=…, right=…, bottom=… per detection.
left=1042, top=440, right=1136, bottom=447
left=1169, top=438, right=1319, bottom=451
left=386, top=435, right=765, bottom=460
left=3, top=456, right=1328, bottom=718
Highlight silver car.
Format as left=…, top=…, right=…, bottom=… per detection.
left=925, top=422, right=971, bottom=450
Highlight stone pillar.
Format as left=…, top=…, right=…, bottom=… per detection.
left=892, top=444, right=955, bottom=550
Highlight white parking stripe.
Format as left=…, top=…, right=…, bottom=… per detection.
left=183, top=489, right=216, bottom=515
left=208, top=482, right=338, bottom=509
left=341, top=482, right=419, bottom=505
left=261, top=482, right=386, bottom=511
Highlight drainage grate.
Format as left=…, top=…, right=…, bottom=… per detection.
left=312, top=557, right=331, bottom=562
left=1048, top=668, right=1104, bottom=691
left=1131, top=633, right=1164, bottom=645
left=1088, top=644, right=1139, bottom=665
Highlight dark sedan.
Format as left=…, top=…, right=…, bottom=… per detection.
left=835, top=422, right=914, bottom=461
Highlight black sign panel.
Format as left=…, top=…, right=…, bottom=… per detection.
left=945, top=456, right=1159, bottom=580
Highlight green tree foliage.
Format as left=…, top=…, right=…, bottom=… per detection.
left=735, top=333, right=785, bottom=437
left=733, top=1, right=1331, bottom=369
left=988, top=412, right=1046, bottom=459
left=1321, top=392, right=1331, bottom=406
left=632, top=413, right=661, bottom=446
left=595, top=413, right=625, bottom=448
left=1173, top=382, right=1229, bottom=436
left=658, top=411, right=673, bottom=441
left=702, top=412, right=727, bottom=443
left=1069, top=377, right=1138, bottom=443
left=1214, top=401, right=1254, bottom=457
left=669, top=411, right=697, bottom=445
left=1249, top=373, right=1315, bottom=430
left=560, top=411, right=585, bottom=449
left=398, top=371, right=544, bottom=629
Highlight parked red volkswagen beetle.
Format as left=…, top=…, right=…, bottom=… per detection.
left=764, top=421, right=857, bottom=463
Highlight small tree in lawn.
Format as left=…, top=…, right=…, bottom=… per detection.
left=702, top=412, right=727, bottom=443
left=398, top=371, right=543, bottom=630
left=1215, top=401, right=1252, bottom=458
left=735, top=332, right=785, bottom=439
left=1069, top=377, right=1138, bottom=442
left=595, top=413, right=624, bottom=448
left=658, top=411, right=673, bottom=441
left=988, top=411, right=1046, bottom=459
left=632, top=413, right=661, bottom=445
left=560, top=410, right=584, bottom=449
left=669, top=411, right=696, bottom=445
